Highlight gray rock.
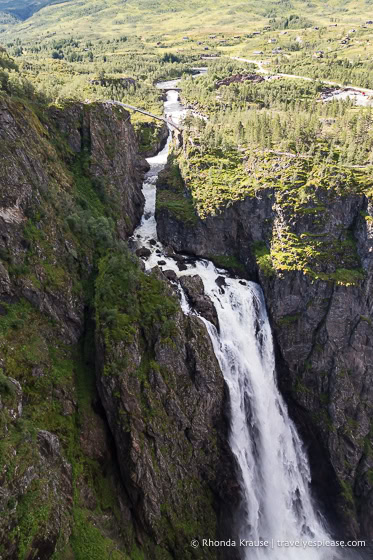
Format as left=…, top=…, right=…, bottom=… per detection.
left=163, top=269, right=178, bottom=282
left=96, top=271, right=236, bottom=556
left=136, top=247, right=151, bottom=258
left=176, top=262, right=188, bottom=271
left=180, top=275, right=219, bottom=330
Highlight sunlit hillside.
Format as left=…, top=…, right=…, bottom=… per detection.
left=2, top=0, right=373, bottom=42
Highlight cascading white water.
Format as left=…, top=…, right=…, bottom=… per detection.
left=131, top=78, right=355, bottom=560
left=190, top=272, right=333, bottom=560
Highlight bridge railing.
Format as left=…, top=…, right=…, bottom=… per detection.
left=106, top=100, right=182, bottom=132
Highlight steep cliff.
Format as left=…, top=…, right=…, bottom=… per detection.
left=156, top=154, right=373, bottom=540
left=95, top=257, right=236, bottom=559
left=0, top=96, right=234, bottom=559
left=134, top=119, right=169, bottom=158
left=0, top=94, right=146, bottom=559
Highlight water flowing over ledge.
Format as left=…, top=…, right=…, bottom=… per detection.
left=130, top=77, right=359, bottom=560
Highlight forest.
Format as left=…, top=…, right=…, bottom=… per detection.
left=180, top=60, right=373, bottom=166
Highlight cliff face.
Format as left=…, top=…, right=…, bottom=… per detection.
left=0, top=95, right=147, bottom=558
left=95, top=257, right=236, bottom=558
left=0, top=96, right=234, bottom=559
left=156, top=161, right=373, bottom=539
left=0, top=98, right=146, bottom=340
left=134, top=120, right=169, bottom=158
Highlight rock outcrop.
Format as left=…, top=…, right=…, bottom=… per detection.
left=135, top=120, right=169, bottom=158
left=156, top=159, right=373, bottom=540
left=180, top=274, right=220, bottom=330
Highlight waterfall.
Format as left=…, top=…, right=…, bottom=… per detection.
left=185, top=268, right=333, bottom=560
left=131, top=82, right=359, bottom=560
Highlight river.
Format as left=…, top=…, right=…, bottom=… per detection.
left=130, top=75, right=364, bottom=560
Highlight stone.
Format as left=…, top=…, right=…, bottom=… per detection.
left=180, top=275, right=219, bottom=331
left=163, top=269, right=178, bottom=282
left=176, top=262, right=188, bottom=271
left=136, top=247, right=151, bottom=258
left=96, top=272, right=236, bottom=557
left=215, top=276, right=226, bottom=291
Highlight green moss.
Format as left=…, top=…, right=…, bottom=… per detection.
left=134, top=118, right=165, bottom=154
left=294, top=378, right=312, bottom=395
left=360, top=315, right=373, bottom=326
left=130, top=546, right=146, bottom=560
left=178, top=146, right=251, bottom=218
left=278, top=313, right=301, bottom=326
left=340, top=480, right=355, bottom=510
left=23, top=220, right=45, bottom=243
left=156, top=480, right=217, bottom=559
left=208, top=254, right=245, bottom=274
left=367, top=470, right=373, bottom=485
left=157, top=157, right=197, bottom=225
left=71, top=508, right=128, bottom=560
left=0, top=294, right=127, bottom=557
left=13, top=480, right=52, bottom=560
left=253, top=241, right=275, bottom=277
left=95, top=250, right=178, bottom=350
left=71, top=155, right=106, bottom=219
left=157, top=189, right=198, bottom=224
left=326, top=268, right=365, bottom=285
left=0, top=371, right=17, bottom=397
left=43, top=263, right=68, bottom=290
left=270, top=226, right=363, bottom=285
left=0, top=299, right=34, bottom=335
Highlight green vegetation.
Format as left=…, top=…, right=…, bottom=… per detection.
left=0, top=0, right=64, bottom=20
left=173, top=58, right=372, bottom=285
left=177, top=145, right=250, bottom=218
left=278, top=313, right=301, bottom=325
left=70, top=508, right=128, bottom=560
left=2, top=0, right=373, bottom=43
left=0, top=281, right=141, bottom=560
left=156, top=155, right=198, bottom=224
left=0, top=73, right=182, bottom=558
left=208, top=254, right=246, bottom=274
left=0, top=0, right=372, bottom=555
left=134, top=116, right=166, bottom=154
left=181, top=59, right=373, bottom=166
left=340, top=480, right=356, bottom=511
left=253, top=242, right=275, bottom=277
left=95, top=250, right=179, bottom=350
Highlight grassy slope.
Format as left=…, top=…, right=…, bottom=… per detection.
left=2, top=0, right=373, bottom=43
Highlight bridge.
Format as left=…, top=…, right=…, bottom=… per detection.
left=106, top=100, right=182, bottom=132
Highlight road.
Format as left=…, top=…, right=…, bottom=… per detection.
left=231, top=56, right=373, bottom=98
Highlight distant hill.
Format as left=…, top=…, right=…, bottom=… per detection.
left=0, top=0, right=71, bottom=20
left=1, top=0, right=372, bottom=42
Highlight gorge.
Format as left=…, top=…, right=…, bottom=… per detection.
left=0, top=55, right=372, bottom=560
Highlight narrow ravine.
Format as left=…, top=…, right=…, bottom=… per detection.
left=130, top=77, right=358, bottom=560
